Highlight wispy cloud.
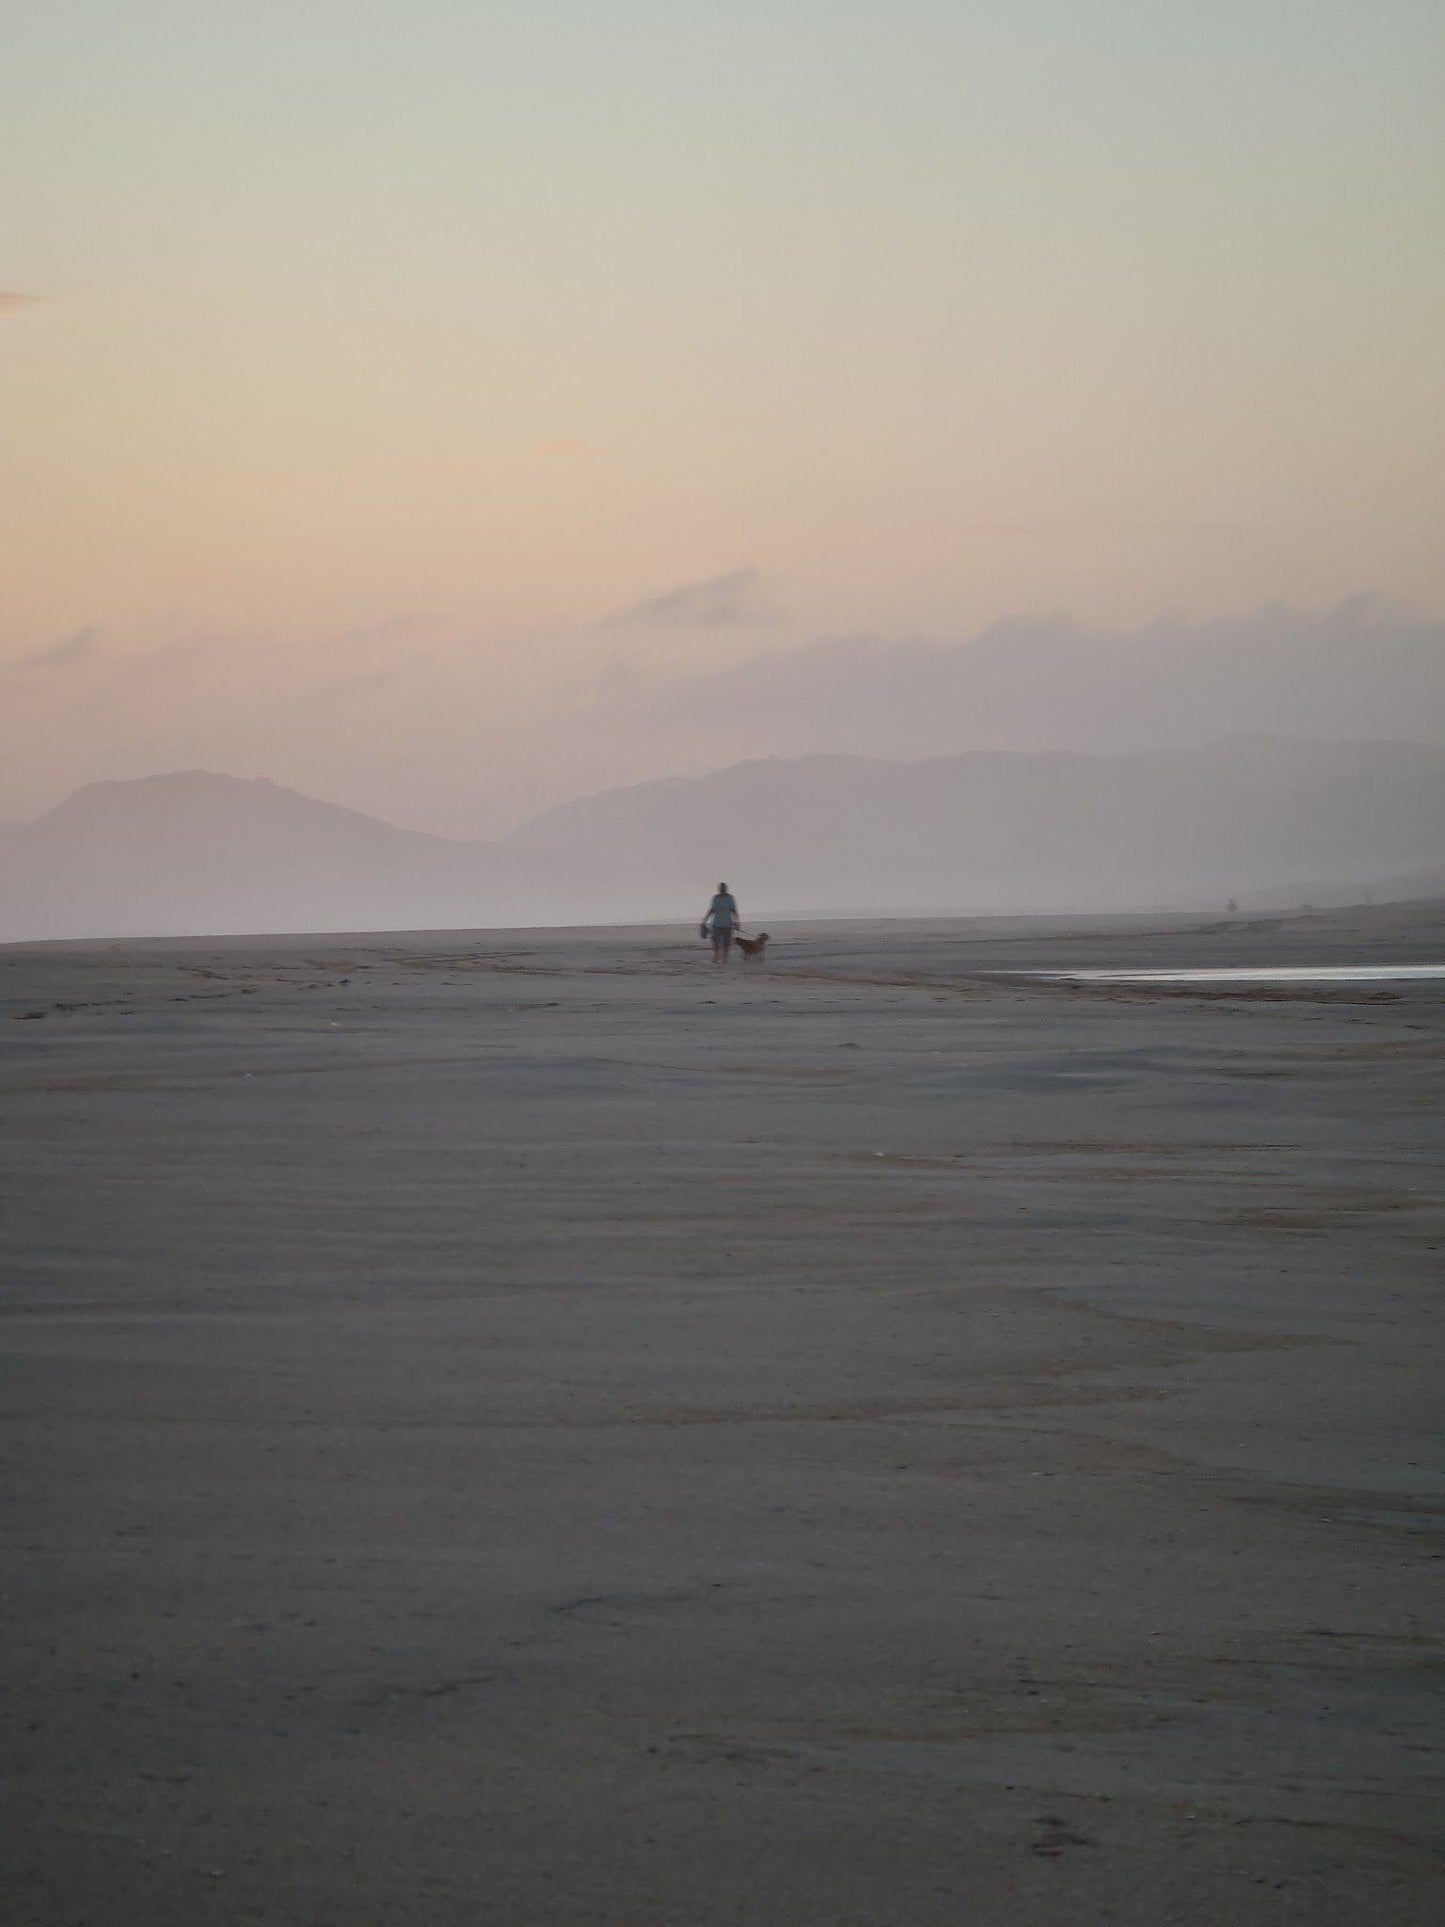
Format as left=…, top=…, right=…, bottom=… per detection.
left=964, top=521, right=1248, bottom=539
left=0, top=291, right=46, bottom=315
left=603, top=567, right=776, bottom=630
left=536, top=438, right=603, bottom=459
left=19, top=627, right=99, bottom=670
left=575, top=596, right=1445, bottom=764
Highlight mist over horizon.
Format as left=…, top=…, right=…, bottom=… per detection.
left=4, top=731, right=1443, bottom=944
left=4, top=593, right=1444, bottom=843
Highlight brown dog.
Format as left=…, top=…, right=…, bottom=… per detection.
left=735, top=932, right=769, bottom=962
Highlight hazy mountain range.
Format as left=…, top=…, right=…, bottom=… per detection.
left=6, top=597, right=1443, bottom=841
left=2, top=738, right=1443, bottom=942
left=0, top=774, right=589, bottom=943
left=510, top=736, right=1445, bottom=917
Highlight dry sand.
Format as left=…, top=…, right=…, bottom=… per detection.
left=2, top=905, right=1443, bottom=1925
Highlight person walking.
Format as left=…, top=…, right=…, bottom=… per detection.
left=701, top=882, right=740, bottom=965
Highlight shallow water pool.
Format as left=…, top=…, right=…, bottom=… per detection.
left=1045, top=964, right=1445, bottom=985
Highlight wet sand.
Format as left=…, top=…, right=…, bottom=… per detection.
left=3, top=906, right=1443, bottom=1924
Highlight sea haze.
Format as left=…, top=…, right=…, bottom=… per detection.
left=2, top=736, right=1443, bottom=942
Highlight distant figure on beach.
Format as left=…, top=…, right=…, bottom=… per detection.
left=701, top=882, right=739, bottom=964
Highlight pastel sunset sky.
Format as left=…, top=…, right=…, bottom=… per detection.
left=4, top=2, right=1443, bottom=827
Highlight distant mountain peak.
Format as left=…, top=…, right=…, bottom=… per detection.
left=4, top=771, right=592, bottom=942
left=38, top=769, right=395, bottom=834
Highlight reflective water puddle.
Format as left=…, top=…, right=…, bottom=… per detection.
left=1046, top=964, right=1445, bottom=984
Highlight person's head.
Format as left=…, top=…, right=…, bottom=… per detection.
left=718, top=881, right=728, bottom=893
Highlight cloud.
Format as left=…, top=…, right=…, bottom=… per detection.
left=602, top=567, right=777, bottom=630
left=964, top=521, right=1248, bottom=540
left=0, top=291, right=45, bottom=314
left=18, top=627, right=100, bottom=670
left=536, top=438, right=602, bottom=459
left=579, top=597, right=1445, bottom=761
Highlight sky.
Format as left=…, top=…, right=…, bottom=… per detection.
left=4, top=1, right=1444, bottom=825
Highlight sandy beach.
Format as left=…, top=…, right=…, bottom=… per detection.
left=3, top=906, right=1442, bottom=1925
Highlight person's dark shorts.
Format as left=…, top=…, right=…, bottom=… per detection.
left=712, top=927, right=733, bottom=949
